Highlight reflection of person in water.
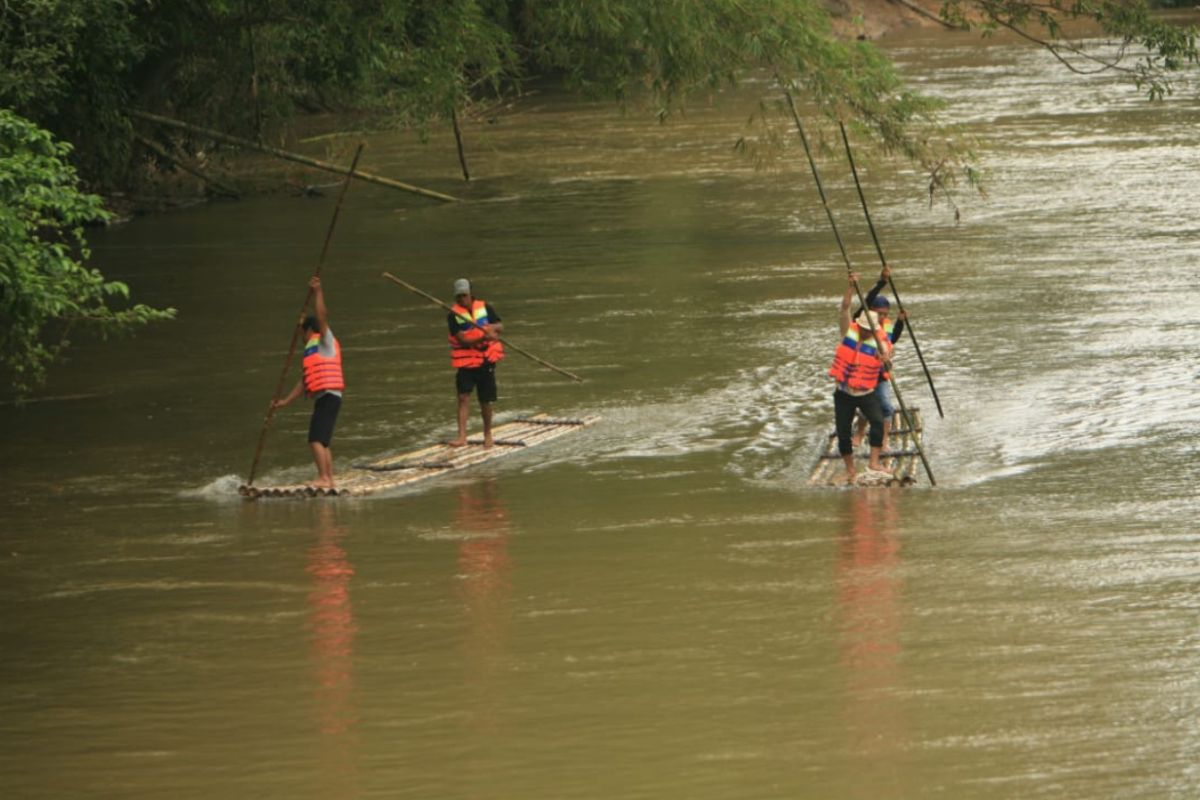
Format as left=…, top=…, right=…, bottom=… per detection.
left=836, top=488, right=905, bottom=774
left=456, top=479, right=508, bottom=666
left=455, top=479, right=512, bottom=734
left=307, top=504, right=359, bottom=795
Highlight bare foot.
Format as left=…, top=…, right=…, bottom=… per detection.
left=447, top=438, right=468, bottom=448
left=483, top=437, right=494, bottom=448
left=866, top=464, right=894, bottom=476
left=842, top=471, right=857, bottom=485
left=310, top=478, right=335, bottom=489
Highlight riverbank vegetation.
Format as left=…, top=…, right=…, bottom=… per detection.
left=0, top=0, right=1195, bottom=392
left=0, top=111, right=175, bottom=393
left=4, top=1, right=1195, bottom=195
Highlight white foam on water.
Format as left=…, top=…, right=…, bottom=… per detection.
left=179, top=474, right=244, bottom=502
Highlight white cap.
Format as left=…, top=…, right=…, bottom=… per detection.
left=858, top=310, right=881, bottom=331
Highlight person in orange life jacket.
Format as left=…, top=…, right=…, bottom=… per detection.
left=273, top=277, right=344, bottom=488
left=830, top=271, right=894, bottom=482
left=852, top=264, right=907, bottom=451
left=447, top=278, right=504, bottom=448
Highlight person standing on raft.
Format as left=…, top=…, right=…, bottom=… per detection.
left=852, top=263, right=907, bottom=451
left=447, top=278, right=504, bottom=448
left=830, top=272, right=893, bottom=483
left=272, top=277, right=345, bottom=488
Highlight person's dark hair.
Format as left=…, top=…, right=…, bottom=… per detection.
left=302, top=314, right=320, bottom=333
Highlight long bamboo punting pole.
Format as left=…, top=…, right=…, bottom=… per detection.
left=131, top=110, right=458, bottom=204
left=782, top=88, right=936, bottom=486
left=245, top=143, right=364, bottom=487
left=838, top=121, right=946, bottom=419
left=381, top=272, right=584, bottom=383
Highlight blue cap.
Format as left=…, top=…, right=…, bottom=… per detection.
left=870, top=295, right=890, bottom=310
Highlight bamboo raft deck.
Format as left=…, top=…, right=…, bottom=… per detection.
left=807, top=407, right=924, bottom=488
left=239, top=414, right=600, bottom=499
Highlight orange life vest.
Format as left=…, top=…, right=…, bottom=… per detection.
left=448, top=300, right=504, bottom=368
left=828, top=322, right=890, bottom=393
left=303, top=333, right=344, bottom=395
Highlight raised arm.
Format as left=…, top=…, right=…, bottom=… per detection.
left=310, top=276, right=329, bottom=335
left=839, top=272, right=859, bottom=337
left=863, top=263, right=891, bottom=309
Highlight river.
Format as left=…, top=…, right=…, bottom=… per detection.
left=2, top=23, right=1199, bottom=799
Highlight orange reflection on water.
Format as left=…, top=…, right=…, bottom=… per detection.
left=837, top=487, right=905, bottom=772
left=454, top=480, right=512, bottom=733
left=456, top=480, right=512, bottom=607
left=306, top=504, right=359, bottom=796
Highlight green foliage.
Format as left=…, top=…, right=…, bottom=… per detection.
left=0, top=1, right=525, bottom=171
left=1, top=0, right=144, bottom=187
left=0, top=110, right=175, bottom=394
left=332, top=0, right=521, bottom=126
left=126, top=1, right=521, bottom=134
left=1, top=0, right=1196, bottom=195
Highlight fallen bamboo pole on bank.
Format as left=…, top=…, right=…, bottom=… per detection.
left=381, top=272, right=584, bottom=383
left=134, top=134, right=240, bottom=199
left=130, top=110, right=460, bottom=204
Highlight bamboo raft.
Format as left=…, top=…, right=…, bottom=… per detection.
left=239, top=414, right=600, bottom=499
left=807, top=407, right=924, bottom=488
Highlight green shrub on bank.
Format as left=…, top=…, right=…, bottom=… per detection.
left=0, top=110, right=175, bottom=394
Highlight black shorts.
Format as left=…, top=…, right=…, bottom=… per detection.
left=834, top=388, right=884, bottom=455
left=456, top=363, right=498, bottom=404
left=308, top=393, right=342, bottom=446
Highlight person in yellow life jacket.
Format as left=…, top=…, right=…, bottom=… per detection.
left=273, top=276, right=344, bottom=488
left=447, top=278, right=504, bottom=448
left=829, top=272, right=893, bottom=483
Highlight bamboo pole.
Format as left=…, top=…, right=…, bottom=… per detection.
left=451, top=105, right=470, bottom=182
left=130, top=110, right=459, bottom=204
left=381, top=272, right=584, bottom=383
left=781, top=88, right=936, bottom=486
left=838, top=121, right=946, bottom=419
left=245, top=143, right=364, bottom=487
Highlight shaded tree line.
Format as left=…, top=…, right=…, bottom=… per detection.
left=0, top=0, right=1195, bottom=393
left=4, top=0, right=1193, bottom=192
